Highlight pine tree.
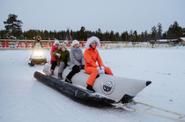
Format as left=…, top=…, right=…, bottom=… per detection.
left=151, top=26, right=157, bottom=41
left=157, top=23, right=162, bottom=39
left=4, top=14, right=23, bottom=39
left=167, top=21, right=183, bottom=39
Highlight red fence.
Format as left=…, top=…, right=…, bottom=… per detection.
left=0, top=40, right=88, bottom=49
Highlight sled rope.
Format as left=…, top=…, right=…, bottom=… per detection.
left=113, top=101, right=185, bottom=121
left=132, top=101, right=185, bottom=121
left=135, top=101, right=184, bottom=117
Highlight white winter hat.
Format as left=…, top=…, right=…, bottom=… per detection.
left=71, top=40, right=80, bottom=47
left=85, top=36, right=101, bottom=48
left=54, top=39, right=59, bottom=45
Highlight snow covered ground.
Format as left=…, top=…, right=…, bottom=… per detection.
left=0, top=47, right=185, bottom=122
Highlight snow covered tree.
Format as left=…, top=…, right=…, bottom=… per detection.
left=0, top=30, right=7, bottom=39
left=4, top=14, right=23, bottom=39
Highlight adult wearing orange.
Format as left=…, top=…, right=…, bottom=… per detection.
left=84, top=36, right=113, bottom=92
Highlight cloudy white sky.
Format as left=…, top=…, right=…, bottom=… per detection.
left=0, top=0, right=185, bottom=33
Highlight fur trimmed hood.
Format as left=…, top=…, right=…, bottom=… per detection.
left=85, top=36, right=101, bottom=49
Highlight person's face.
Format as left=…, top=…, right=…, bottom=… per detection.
left=61, top=46, right=66, bottom=51
left=90, top=42, right=97, bottom=49
left=74, top=44, right=80, bottom=48
left=56, top=44, right=59, bottom=48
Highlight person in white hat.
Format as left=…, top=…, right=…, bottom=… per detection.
left=65, top=40, right=84, bottom=83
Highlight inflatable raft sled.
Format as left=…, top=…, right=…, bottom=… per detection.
left=34, top=63, right=151, bottom=105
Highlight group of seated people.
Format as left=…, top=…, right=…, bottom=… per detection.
left=50, top=36, right=113, bottom=92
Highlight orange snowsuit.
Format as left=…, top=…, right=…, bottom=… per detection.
left=84, top=48, right=113, bottom=86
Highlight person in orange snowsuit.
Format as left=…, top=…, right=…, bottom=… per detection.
left=84, top=36, right=113, bottom=92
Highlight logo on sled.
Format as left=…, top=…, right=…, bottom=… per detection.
left=102, top=80, right=114, bottom=95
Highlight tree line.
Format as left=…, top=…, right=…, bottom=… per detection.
left=0, top=14, right=185, bottom=41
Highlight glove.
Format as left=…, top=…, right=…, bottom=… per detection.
left=55, top=53, right=61, bottom=57
left=98, top=66, right=105, bottom=74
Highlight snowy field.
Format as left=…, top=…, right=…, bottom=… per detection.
left=0, top=47, right=185, bottom=122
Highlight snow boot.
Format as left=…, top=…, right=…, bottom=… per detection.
left=65, top=78, right=72, bottom=83
left=86, top=85, right=95, bottom=93
left=49, top=70, right=54, bottom=76
left=58, top=73, right=63, bottom=80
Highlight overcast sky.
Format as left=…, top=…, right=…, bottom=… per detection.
left=0, top=0, right=185, bottom=33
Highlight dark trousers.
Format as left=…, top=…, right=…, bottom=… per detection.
left=66, top=65, right=80, bottom=81
left=51, top=61, right=57, bottom=70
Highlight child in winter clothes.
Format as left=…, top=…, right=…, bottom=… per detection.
left=65, top=40, right=84, bottom=83
left=50, top=40, right=59, bottom=75
left=84, top=36, right=113, bottom=92
left=54, top=43, right=70, bottom=79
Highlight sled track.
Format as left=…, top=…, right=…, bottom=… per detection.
left=113, top=101, right=185, bottom=122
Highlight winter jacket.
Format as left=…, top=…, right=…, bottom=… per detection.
left=69, top=47, right=84, bottom=67
left=54, top=49, right=70, bottom=65
left=50, top=44, right=58, bottom=62
left=84, top=48, right=104, bottom=68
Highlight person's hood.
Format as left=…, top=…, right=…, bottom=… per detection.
left=85, top=36, right=101, bottom=49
